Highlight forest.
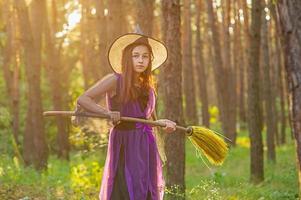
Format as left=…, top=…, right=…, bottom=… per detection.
left=0, top=0, right=301, bottom=199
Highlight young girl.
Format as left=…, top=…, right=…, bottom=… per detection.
left=77, top=33, right=176, bottom=200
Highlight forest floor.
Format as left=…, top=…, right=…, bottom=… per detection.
left=0, top=128, right=298, bottom=200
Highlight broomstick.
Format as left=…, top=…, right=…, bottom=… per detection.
left=43, top=111, right=229, bottom=166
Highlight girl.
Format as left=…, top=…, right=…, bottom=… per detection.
left=77, top=33, right=176, bottom=200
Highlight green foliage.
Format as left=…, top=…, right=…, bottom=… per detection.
left=0, top=152, right=105, bottom=200
left=0, top=106, right=11, bottom=129
left=0, top=107, right=15, bottom=155
left=70, top=160, right=103, bottom=195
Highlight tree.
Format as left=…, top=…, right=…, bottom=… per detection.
left=261, top=3, right=276, bottom=162
left=194, top=0, right=210, bottom=127
left=2, top=0, right=21, bottom=147
left=14, top=0, right=48, bottom=170
left=161, top=0, right=185, bottom=198
left=247, top=0, right=264, bottom=183
left=43, top=0, right=70, bottom=159
left=277, top=0, right=301, bottom=195
left=182, top=0, right=197, bottom=124
left=136, top=0, right=154, bottom=35
left=206, top=0, right=236, bottom=145
left=236, top=0, right=247, bottom=123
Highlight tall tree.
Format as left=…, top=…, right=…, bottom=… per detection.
left=81, top=0, right=102, bottom=88
left=195, top=0, right=210, bottom=127
left=241, top=0, right=253, bottom=125
left=136, top=0, right=154, bottom=35
left=277, top=0, right=301, bottom=195
left=14, top=0, right=48, bottom=170
left=236, top=0, right=247, bottom=123
left=2, top=0, right=21, bottom=147
left=261, top=4, right=276, bottom=162
left=206, top=0, right=236, bottom=145
left=95, top=0, right=109, bottom=76
left=182, top=0, right=197, bottom=124
left=107, top=0, right=125, bottom=44
left=247, top=0, right=264, bottom=183
left=43, top=0, right=70, bottom=159
left=270, top=3, right=287, bottom=144
left=222, top=0, right=238, bottom=145
left=161, top=0, right=185, bottom=198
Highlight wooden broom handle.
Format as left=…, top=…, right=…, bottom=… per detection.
left=43, top=111, right=191, bottom=133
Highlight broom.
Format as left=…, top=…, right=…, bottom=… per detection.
left=43, top=111, right=229, bottom=166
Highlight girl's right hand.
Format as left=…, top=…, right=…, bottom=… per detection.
left=107, top=111, right=121, bottom=125
left=155, top=119, right=177, bottom=133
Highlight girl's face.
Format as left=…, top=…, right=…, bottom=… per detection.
left=131, top=45, right=150, bottom=73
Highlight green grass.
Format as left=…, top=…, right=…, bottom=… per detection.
left=185, top=136, right=298, bottom=200
left=0, top=135, right=298, bottom=200
left=0, top=151, right=106, bottom=199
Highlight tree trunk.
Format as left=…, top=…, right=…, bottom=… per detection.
left=206, top=0, right=236, bottom=145
left=276, top=0, right=301, bottom=195
left=261, top=6, right=276, bottom=162
left=107, top=0, right=125, bottom=44
left=14, top=0, right=48, bottom=170
left=136, top=0, right=154, bottom=35
left=95, top=0, right=109, bottom=76
left=2, top=1, right=21, bottom=147
left=270, top=3, right=287, bottom=144
left=247, top=0, right=264, bottom=184
left=237, top=0, right=247, bottom=123
left=195, top=0, right=210, bottom=127
left=43, top=0, right=70, bottom=160
left=81, top=0, right=102, bottom=89
left=223, top=0, right=237, bottom=145
left=161, top=0, right=185, bottom=199
left=182, top=0, right=197, bottom=124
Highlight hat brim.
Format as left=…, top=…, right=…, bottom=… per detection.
left=108, top=33, right=168, bottom=74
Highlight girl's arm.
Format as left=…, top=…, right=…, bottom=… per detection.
left=77, top=73, right=117, bottom=115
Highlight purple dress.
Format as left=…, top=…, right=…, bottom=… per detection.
left=99, top=73, right=165, bottom=200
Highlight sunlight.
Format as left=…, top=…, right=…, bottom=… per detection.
left=239, top=9, right=244, bottom=22
left=229, top=26, right=234, bottom=35
left=91, top=8, right=96, bottom=15
left=67, top=9, right=81, bottom=30
left=104, top=8, right=109, bottom=16
left=213, top=0, right=221, bottom=8
left=264, top=7, right=271, bottom=21
left=266, top=15, right=271, bottom=21
left=25, top=0, right=32, bottom=6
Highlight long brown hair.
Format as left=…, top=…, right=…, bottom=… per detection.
left=120, top=42, right=156, bottom=104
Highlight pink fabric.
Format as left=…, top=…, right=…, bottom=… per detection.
left=99, top=73, right=165, bottom=200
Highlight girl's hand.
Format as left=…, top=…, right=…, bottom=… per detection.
left=108, top=111, right=121, bottom=125
left=156, top=119, right=177, bottom=133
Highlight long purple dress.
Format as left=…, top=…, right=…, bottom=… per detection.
left=99, top=73, right=165, bottom=200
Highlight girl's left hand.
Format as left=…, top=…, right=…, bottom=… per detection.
left=156, top=119, right=177, bottom=133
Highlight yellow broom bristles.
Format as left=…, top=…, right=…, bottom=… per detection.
left=188, top=126, right=228, bottom=166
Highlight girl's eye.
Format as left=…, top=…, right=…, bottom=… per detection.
left=143, top=55, right=149, bottom=59
left=132, top=55, right=139, bottom=58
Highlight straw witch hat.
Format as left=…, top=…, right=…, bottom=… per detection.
left=108, top=26, right=168, bottom=74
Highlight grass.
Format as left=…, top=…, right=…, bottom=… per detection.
left=185, top=135, right=298, bottom=200
left=0, top=132, right=298, bottom=200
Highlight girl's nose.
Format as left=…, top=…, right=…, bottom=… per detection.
left=138, top=56, right=143, bottom=62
